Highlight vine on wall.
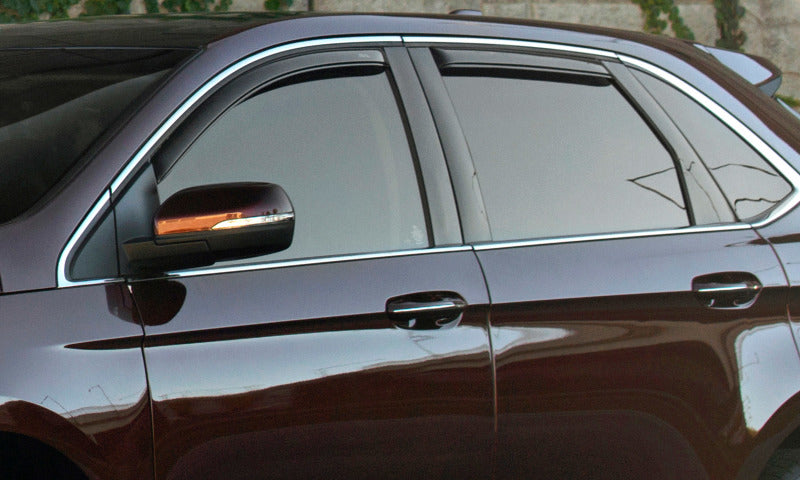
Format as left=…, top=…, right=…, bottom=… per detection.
left=631, top=0, right=747, bottom=52
left=0, top=0, right=288, bottom=21
left=631, top=0, right=695, bottom=40
left=714, top=0, right=746, bottom=51
left=264, top=0, right=290, bottom=10
left=0, top=0, right=78, bottom=22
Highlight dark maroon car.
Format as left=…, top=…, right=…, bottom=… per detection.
left=2, top=11, right=800, bottom=480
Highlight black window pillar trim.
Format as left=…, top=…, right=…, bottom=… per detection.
left=384, top=47, right=463, bottom=246
left=407, top=47, right=492, bottom=244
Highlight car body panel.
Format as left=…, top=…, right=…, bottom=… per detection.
left=0, top=13, right=798, bottom=480
left=0, top=284, right=151, bottom=479
left=133, top=252, right=494, bottom=480
left=478, top=230, right=799, bottom=479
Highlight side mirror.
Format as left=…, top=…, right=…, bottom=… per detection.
left=123, top=182, right=294, bottom=273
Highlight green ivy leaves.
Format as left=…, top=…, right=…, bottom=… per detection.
left=632, top=0, right=747, bottom=51
left=264, top=0, right=291, bottom=10
left=631, top=0, right=694, bottom=39
left=0, top=0, right=288, bottom=21
left=0, top=0, right=79, bottom=22
left=714, top=0, right=746, bottom=51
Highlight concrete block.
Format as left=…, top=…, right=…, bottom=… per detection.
left=68, top=0, right=86, bottom=16
left=760, top=0, right=800, bottom=26
left=451, top=0, right=482, bottom=10
left=679, top=3, right=717, bottom=44
left=288, top=0, right=309, bottom=10
left=313, top=0, right=355, bottom=11
left=230, top=0, right=265, bottom=11
left=351, top=0, right=386, bottom=12
left=483, top=2, right=529, bottom=18
left=380, top=0, right=426, bottom=11
left=533, top=3, right=643, bottom=31
left=128, top=0, right=146, bottom=13
left=423, top=0, right=449, bottom=13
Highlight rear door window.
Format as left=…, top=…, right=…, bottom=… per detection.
left=439, top=60, right=690, bottom=241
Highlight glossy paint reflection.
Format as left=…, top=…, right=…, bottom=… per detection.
left=148, top=324, right=487, bottom=400
left=137, top=252, right=494, bottom=480
left=490, top=290, right=798, bottom=480
left=0, top=284, right=151, bottom=480
left=147, top=319, right=491, bottom=480
left=735, top=322, right=800, bottom=432
left=477, top=226, right=795, bottom=480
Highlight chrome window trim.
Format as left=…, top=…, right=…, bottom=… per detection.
left=403, top=36, right=617, bottom=58
left=57, top=35, right=402, bottom=288
left=162, top=246, right=473, bottom=280
left=619, top=54, right=800, bottom=228
left=57, top=190, right=118, bottom=287
left=472, top=223, right=751, bottom=252
left=401, top=36, right=617, bottom=58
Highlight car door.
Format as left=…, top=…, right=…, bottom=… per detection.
left=110, top=45, right=494, bottom=479
left=409, top=41, right=800, bottom=480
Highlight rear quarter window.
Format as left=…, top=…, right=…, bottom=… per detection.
left=633, top=69, right=793, bottom=221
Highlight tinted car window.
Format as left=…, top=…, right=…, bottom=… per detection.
left=0, top=49, right=191, bottom=223
left=157, top=68, right=429, bottom=264
left=633, top=69, right=793, bottom=220
left=441, top=70, right=689, bottom=241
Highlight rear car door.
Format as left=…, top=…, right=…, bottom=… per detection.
left=110, top=44, right=494, bottom=479
left=409, top=40, right=800, bottom=479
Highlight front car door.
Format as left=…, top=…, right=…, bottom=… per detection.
left=409, top=39, right=800, bottom=479
left=109, top=43, right=494, bottom=479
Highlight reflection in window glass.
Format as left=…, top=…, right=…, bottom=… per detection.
left=634, top=70, right=792, bottom=220
left=0, top=49, right=190, bottom=223
left=158, top=70, right=428, bottom=264
left=442, top=72, right=689, bottom=241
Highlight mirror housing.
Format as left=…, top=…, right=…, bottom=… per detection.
left=123, top=182, right=294, bottom=273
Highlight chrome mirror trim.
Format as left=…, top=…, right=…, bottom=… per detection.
left=211, top=212, right=294, bottom=231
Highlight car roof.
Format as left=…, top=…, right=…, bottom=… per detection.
left=0, top=12, right=759, bottom=91
left=0, top=12, right=295, bottom=48
left=0, top=11, right=707, bottom=52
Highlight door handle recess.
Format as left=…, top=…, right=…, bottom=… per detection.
left=692, top=272, right=762, bottom=309
left=386, top=292, right=467, bottom=330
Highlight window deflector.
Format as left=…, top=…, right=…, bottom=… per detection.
left=152, top=49, right=386, bottom=182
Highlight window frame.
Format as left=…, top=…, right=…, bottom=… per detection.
left=410, top=43, right=752, bottom=248
left=58, top=37, right=465, bottom=288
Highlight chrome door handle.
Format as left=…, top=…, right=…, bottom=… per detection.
left=694, top=283, right=760, bottom=294
left=692, top=272, right=762, bottom=309
left=387, top=301, right=463, bottom=316
left=386, top=292, right=467, bottom=330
